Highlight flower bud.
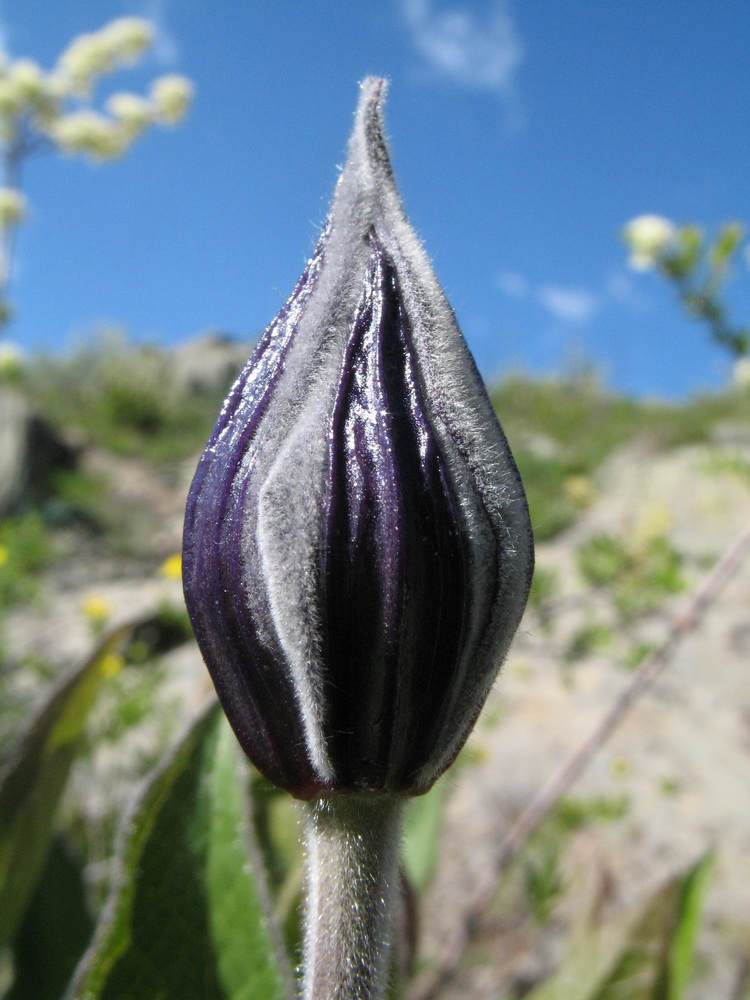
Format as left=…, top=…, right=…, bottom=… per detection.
left=0, top=188, right=26, bottom=228
left=48, top=110, right=128, bottom=160
left=183, top=78, right=534, bottom=800
left=57, top=32, right=115, bottom=95
left=8, top=59, right=44, bottom=105
left=106, top=91, right=153, bottom=136
left=0, top=81, right=21, bottom=118
left=623, top=214, right=676, bottom=270
left=150, top=74, right=193, bottom=124
left=57, top=19, right=152, bottom=96
left=101, top=17, right=154, bottom=63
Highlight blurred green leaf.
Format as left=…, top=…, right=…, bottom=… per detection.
left=0, top=625, right=128, bottom=951
left=0, top=512, right=53, bottom=608
left=667, top=852, right=713, bottom=1000
left=577, top=533, right=630, bottom=587
left=71, top=704, right=290, bottom=1000
left=524, top=838, right=564, bottom=924
left=250, top=777, right=304, bottom=959
left=5, top=835, right=94, bottom=1000
left=660, top=224, right=702, bottom=281
left=709, top=222, right=744, bottom=274
left=524, top=853, right=713, bottom=1000
left=402, top=777, right=449, bottom=893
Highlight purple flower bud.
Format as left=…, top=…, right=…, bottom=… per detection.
left=182, top=78, right=534, bottom=800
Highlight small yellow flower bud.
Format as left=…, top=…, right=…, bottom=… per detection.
left=81, top=593, right=113, bottom=624
left=9, top=58, right=44, bottom=103
left=0, top=79, right=21, bottom=116
left=57, top=33, right=114, bottom=95
left=150, top=74, right=193, bottom=124
left=563, top=474, right=597, bottom=508
left=44, top=72, right=72, bottom=101
left=100, top=652, right=125, bottom=677
left=101, top=17, right=154, bottom=62
left=0, top=188, right=26, bottom=227
left=106, top=91, right=153, bottom=135
left=48, top=110, right=128, bottom=159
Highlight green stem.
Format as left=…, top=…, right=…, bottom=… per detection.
left=301, top=792, right=404, bottom=1000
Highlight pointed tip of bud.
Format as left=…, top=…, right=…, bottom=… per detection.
left=354, top=76, right=388, bottom=150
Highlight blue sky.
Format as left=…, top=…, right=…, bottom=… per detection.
left=1, top=0, right=748, bottom=397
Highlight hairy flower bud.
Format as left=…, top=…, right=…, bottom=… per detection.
left=183, top=78, right=534, bottom=800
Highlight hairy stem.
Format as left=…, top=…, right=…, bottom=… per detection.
left=302, top=792, right=404, bottom=1000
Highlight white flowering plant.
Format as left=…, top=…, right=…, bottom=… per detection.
left=0, top=17, right=193, bottom=326
left=623, top=214, right=749, bottom=359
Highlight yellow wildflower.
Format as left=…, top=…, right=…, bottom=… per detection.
left=100, top=651, right=124, bottom=677
left=159, top=553, right=182, bottom=579
left=81, top=592, right=113, bottom=624
left=563, top=475, right=597, bottom=508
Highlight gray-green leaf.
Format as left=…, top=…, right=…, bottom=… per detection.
left=5, top=834, right=94, bottom=1000
left=524, top=852, right=713, bottom=1000
left=0, top=626, right=129, bottom=951
left=71, top=703, right=290, bottom=1000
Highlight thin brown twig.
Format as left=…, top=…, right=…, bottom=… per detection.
left=410, top=521, right=750, bottom=1000
left=728, top=938, right=750, bottom=1000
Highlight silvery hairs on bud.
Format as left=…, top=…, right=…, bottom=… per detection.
left=183, top=76, right=534, bottom=802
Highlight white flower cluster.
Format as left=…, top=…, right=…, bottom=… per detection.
left=58, top=17, right=154, bottom=96
left=0, top=188, right=26, bottom=228
left=0, top=17, right=194, bottom=328
left=150, top=74, right=194, bottom=124
left=0, top=55, right=59, bottom=139
left=0, top=18, right=193, bottom=161
left=622, top=215, right=676, bottom=271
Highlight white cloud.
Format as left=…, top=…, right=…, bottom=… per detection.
left=495, top=270, right=528, bottom=298
left=605, top=270, right=651, bottom=312
left=496, top=268, right=655, bottom=324
left=496, top=271, right=600, bottom=324
left=402, top=0, right=524, bottom=122
left=538, top=285, right=600, bottom=324
left=135, top=0, right=179, bottom=65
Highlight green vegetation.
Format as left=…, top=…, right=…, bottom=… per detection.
left=27, top=335, right=230, bottom=464
left=11, top=349, right=750, bottom=547
left=624, top=215, right=748, bottom=358
left=2, top=350, right=749, bottom=998
left=564, top=620, right=614, bottom=663
left=577, top=531, right=685, bottom=621
left=524, top=838, right=565, bottom=924
left=0, top=512, right=52, bottom=608
left=554, top=793, right=631, bottom=830
left=492, top=371, right=750, bottom=539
